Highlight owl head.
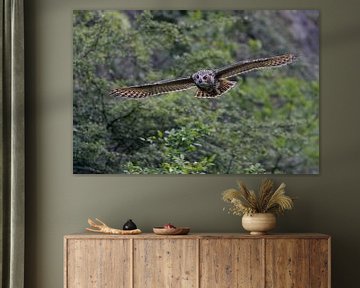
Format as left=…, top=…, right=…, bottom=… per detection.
left=192, top=70, right=216, bottom=88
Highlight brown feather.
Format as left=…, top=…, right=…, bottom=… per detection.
left=195, top=79, right=236, bottom=98
left=109, top=77, right=195, bottom=99
left=216, top=53, right=296, bottom=79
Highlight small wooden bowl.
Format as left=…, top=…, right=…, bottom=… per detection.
left=153, top=227, right=190, bottom=235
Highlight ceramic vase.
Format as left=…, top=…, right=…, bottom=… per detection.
left=242, top=213, right=276, bottom=235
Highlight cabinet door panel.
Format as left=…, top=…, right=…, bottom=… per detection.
left=310, top=239, right=330, bottom=288
left=265, top=239, right=310, bottom=287
left=134, top=239, right=198, bottom=288
left=200, top=239, right=264, bottom=288
left=66, top=239, right=131, bottom=288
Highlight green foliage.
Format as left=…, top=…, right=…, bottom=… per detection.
left=73, top=123, right=120, bottom=173
left=73, top=10, right=319, bottom=174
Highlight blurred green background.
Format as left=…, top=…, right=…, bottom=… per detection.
left=73, top=10, right=319, bottom=174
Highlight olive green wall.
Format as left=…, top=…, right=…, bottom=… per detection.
left=25, top=0, right=360, bottom=287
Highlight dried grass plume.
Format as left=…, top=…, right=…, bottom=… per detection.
left=222, top=179, right=295, bottom=216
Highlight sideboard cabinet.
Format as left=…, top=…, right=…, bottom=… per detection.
left=64, top=233, right=330, bottom=288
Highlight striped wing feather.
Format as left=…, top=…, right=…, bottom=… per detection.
left=109, top=77, right=195, bottom=99
left=215, top=53, right=296, bottom=79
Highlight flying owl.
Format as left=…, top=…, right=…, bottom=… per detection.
left=109, top=53, right=296, bottom=99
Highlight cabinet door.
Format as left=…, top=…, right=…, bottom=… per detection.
left=200, top=239, right=264, bottom=288
left=66, top=239, right=131, bottom=288
left=133, top=239, right=198, bottom=288
left=309, top=239, right=330, bottom=288
left=266, top=239, right=310, bottom=287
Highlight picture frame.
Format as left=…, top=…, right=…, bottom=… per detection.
left=73, top=10, right=319, bottom=175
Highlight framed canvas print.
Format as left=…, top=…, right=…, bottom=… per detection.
left=73, top=10, right=319, bottom=175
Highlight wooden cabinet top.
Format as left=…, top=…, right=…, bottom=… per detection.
left=64, top=232, right=330, bottom=240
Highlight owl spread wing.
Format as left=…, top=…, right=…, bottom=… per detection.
left=109, top=77, right=195, bottom=99
left=215, top=53, right=296, bottom=79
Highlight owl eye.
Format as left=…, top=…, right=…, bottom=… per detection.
left=196, top=75, right=199, bottom=79
left=203, top=75, right=208, bottom=80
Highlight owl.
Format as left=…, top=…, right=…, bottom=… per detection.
left=109, top=53, right=296, bottom=99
